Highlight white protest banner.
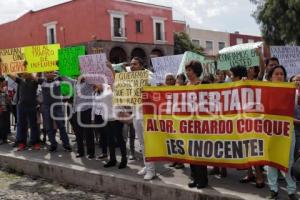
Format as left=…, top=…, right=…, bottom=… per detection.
left=270, top=46, right=300, bottom=77
left=151, top=54, right=183, bottom=85
left=218, top=42, right=263, bottom=70
left=202, top=59, right=216, bottom=76
left=79, top=53, right=114, bottom=85
left=177, top=51, right=205, bottom=75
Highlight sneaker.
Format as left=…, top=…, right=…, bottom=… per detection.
left=137, top=167, right=147, bottom=176
left=17, top=143, right=26, bottom=151
left=267, top=190, right=278, bottom=199
left=289, top=194, right=298, bottom=200
left=34, top=144, right=41, bottom=150
left=144, top=171, right=156, bottom=180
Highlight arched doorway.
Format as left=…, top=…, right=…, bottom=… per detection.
left=109, top=47, right=127, bottom=64
left=150, top=49, right=164, bottom=57
left=131, top=48, right=146, bottom=61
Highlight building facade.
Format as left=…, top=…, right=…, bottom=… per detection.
left=186, top=28, right=262, bottom=56
left=187, top=27, right=230, bottom=56
left=229, top=31, right=262, bottom=46
left=0, top=0, right=186, bottom=66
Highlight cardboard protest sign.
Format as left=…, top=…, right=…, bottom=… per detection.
left=0, top=47, right=26, bottom=74
left=151, top=54, right=183, bottom=85
left=218, top=42, right=263, bottom=70
left=24, top=44, right=60, bottom=73
left=58, top=46, right=85, bottom=77
left=202, top=59, right=217, bottom=76
left=79, top=53, right=114, bottom=85
left=177, top=51, right=205, bottom=75
left=113, top=70, right=149, bottom=106
left=143, top=81, right=295, bottom=172
left=270, top=46, right=300, bottom=78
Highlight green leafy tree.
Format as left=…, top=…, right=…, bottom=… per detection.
left=174, top=32, right=204, bottom=55
left=251, top=0, right=300, bottom=45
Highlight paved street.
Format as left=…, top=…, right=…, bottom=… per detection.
left=0, top=168, right=134, bottom=200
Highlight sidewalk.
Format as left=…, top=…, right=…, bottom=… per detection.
left=0, top=135, right=298, bottom=200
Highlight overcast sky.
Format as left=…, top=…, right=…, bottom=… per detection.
left=0, top=0, right=261, bottom=36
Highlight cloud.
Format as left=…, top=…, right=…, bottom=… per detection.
left=0, top=0, right=260, bottom=35
left=134, top=0, right=260, bottom=35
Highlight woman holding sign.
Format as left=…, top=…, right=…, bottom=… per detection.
left=266, top=65, right=297, bottom=200
left=185, top=60, right=208, bottom=189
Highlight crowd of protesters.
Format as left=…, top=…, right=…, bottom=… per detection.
left=0, top=51, right=299, bottom=199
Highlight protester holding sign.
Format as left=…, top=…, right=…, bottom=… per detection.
left=266, top=65, right=297, bottom=200
left=38, top=71, right=72, bottom=152
left=258, top=57, right=279, bottom=81
left=93, top=84, right=127, bottom=169
left=126, top=57, right=156, bottom=180
left=7, top=73, right=40, bottom=151
left=185, top=60, right=208, bottom=189
left=62, top=75, right=95, bottom=159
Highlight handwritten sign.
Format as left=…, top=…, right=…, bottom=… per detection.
left=79, top=53, right=114, bottom=85
left=58, top=46, right=85, bottom=77
left=270, top=46, right=300, bottom=78
left=0, top=47, right=26, bottom=74
left=202, top=59, right=217, bottom=76
left=24, top=44, right=60, bottom=73
left=177, top=51, right=205, bottom=75
left=151, top=54, right=183, bottom=85
left=113, top=71, right=149, bottom=106
left=218, top=42, right=263, bottom=70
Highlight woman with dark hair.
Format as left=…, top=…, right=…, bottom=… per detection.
left=185, top=61, right=208, bottom=189
left=266, top=65, right=297, bottom=200
left=266, top=65, right=287, bottom=82
left=215, top=70, right=226, bottom=83
left=176, top=73, right=186, bottom=85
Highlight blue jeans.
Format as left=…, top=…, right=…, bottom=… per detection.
left=16, top=104, right=39, bottom=145
left=267, top=133, right=297, bottom=195
left=42, top=104, right=70, bottom=148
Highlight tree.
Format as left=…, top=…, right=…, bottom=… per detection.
left=251, top=0, right=300, bottom=45
left=174, top=32, right=204, bottom=55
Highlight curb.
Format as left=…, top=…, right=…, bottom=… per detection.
left=0, top=153, right=242, bottom=200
